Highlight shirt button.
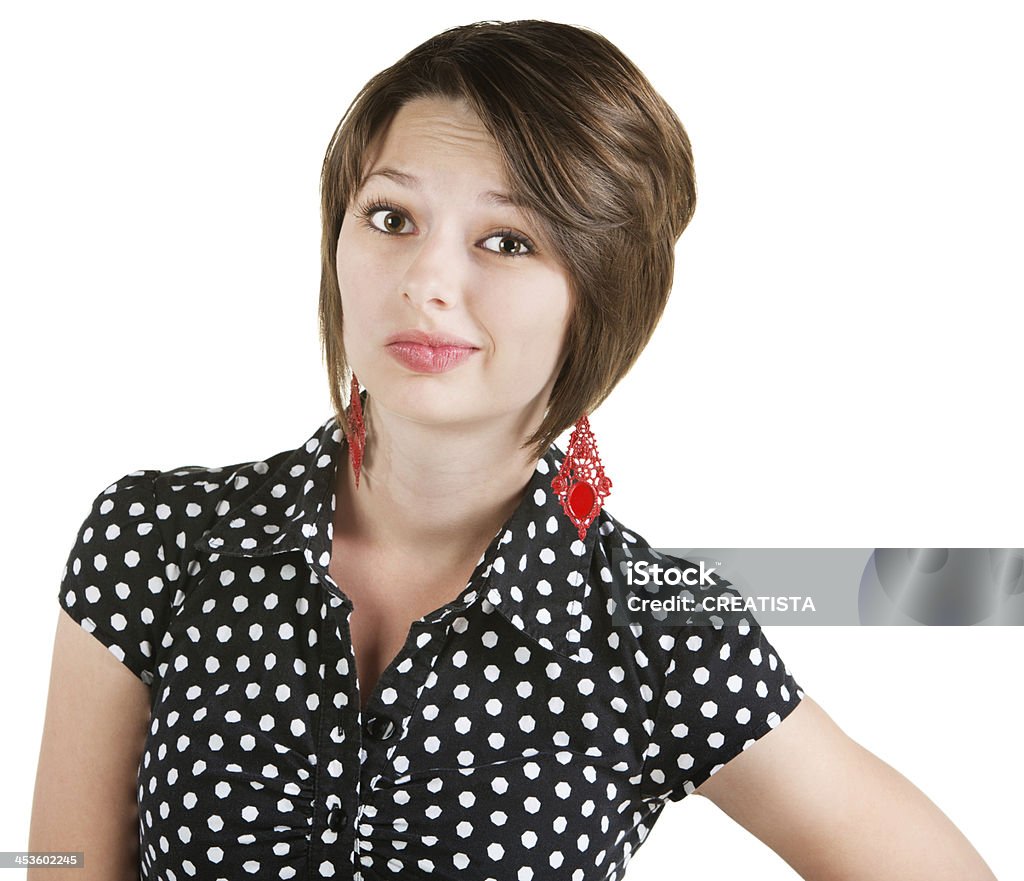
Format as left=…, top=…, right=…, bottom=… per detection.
left=364, top=715, right=396, bottom=741
left=327, top=805, right=347, bottom=831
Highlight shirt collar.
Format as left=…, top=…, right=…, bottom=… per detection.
left=193, top=413, right=600, bottom=663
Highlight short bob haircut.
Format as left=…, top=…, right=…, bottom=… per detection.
left=319, top=19, right=696, bottom=462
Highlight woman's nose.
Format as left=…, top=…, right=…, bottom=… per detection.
left=399, top=226, right=470, bottom=309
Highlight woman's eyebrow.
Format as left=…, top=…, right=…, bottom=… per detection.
left=360, top=165, right=523, bottom=208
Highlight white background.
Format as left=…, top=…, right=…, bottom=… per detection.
left=4, top=1, right=1021, bottom=878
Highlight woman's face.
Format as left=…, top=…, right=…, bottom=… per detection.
left=336, top=95, right=573, bottom=440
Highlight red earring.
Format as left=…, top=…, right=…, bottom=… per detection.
left=551, top=414, right=612, bottom=541
left=345, top=374, right=366, bottom=488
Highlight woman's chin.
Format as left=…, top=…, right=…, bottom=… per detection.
left=367, top=384, right=484, bottom=428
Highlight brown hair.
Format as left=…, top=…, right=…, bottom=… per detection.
left=319, top=19, right=696, bottom=461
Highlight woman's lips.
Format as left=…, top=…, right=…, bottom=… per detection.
left=386, top=342, right=479, bottom=373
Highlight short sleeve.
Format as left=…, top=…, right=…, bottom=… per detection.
left=642, top=612, right=805, bottom=802
left=57, top=470, right=169, bottom=686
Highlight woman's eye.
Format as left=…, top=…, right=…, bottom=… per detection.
left=368, top=208, right=414, bottom=234
left=481, top=233, right=532, bottom=257
left=359, top=202, right=534, bottom=258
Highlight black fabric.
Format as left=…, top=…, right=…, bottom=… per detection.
left=58, top=414, right=804, bottom=880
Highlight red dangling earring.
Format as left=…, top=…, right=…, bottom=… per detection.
left=345, top=373, right=366, bottom=489
left=551, top=414, right=612, bottom=541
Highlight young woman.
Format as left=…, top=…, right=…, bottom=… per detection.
left=30, top=19, right=997, bottom=881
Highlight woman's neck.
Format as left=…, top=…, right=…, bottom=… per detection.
left=332, top=394, right=546, bottom=570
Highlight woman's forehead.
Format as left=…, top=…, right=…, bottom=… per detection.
left=356, top=100, right=511, bottom=196
left=375, top=97, right=497, bottom=161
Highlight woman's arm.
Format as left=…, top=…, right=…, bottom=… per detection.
left=28, top=609, right=151, bottom=881
left=693, top=695, right=998, bottom=881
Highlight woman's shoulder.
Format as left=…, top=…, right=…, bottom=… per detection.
left=152, top=447, right=294, bottom=546
left=76, top=450, right=293, bottom=558
left=62, top=430, right=310, bottom=596
left=55, top=433, right=313, bottom=685
left=126, top=416, right=340, bottom=556
left=584, top=503, right=752, bottom=665
left=590, top=503, right=722, bottom=603
left=55, top=418, right=341, bottom=688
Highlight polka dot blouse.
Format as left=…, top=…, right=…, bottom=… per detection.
left=57, top=413, right=804, bottom=880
